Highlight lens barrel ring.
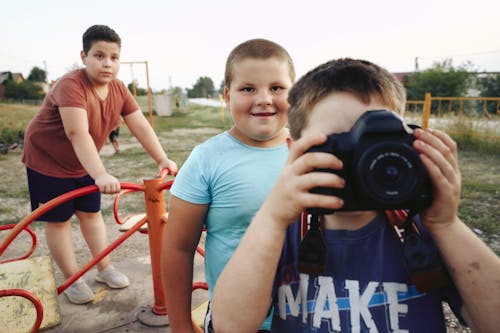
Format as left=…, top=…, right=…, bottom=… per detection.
left=355, top=142, right=425, bottom=206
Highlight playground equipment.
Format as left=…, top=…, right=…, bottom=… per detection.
left=121, top=61, right=154, bottom=126
left=0, top=169, right=208, bottom=332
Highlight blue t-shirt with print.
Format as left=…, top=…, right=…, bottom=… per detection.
left=271, top=214, right=464, bottom=332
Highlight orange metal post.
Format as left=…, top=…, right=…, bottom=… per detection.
left=422, top=92, right=432, bottom=129
left=145, top=61, right=154, bottom=127
left=143, top=176, right=168, bottom=315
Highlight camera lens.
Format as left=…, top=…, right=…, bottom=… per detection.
left=381, top=165, right=399, bottom=183
left=356, top=142, right=425, bottom=206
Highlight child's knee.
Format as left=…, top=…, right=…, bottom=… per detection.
left=75, top=210, right=103, bottom=222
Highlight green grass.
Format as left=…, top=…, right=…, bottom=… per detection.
left=0, top=102, right=498, bottom=244
left=456, top=149, right=499, bottom=235
left=405, top=112, right=500, bottom=154
left=0, top=103, right=38, bottom=145
left=0, top=103, right=38, bottom=129
left=151, top=103, right=230, bottom=130
left=451, top=132, right=500, bottom=155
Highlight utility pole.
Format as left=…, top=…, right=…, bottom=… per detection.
left=414, top=57, right=419, bottom=72
left=43, top=60, right=48, bottom=82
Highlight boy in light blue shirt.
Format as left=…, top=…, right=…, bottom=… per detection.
left=162, top=38, right=296, bottom=332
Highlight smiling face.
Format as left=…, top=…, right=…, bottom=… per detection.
left=224, top=57, right=293, bottom=147
left=81, top=40, right=121, bottom=87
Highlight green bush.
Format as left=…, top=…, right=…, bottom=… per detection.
left=5, top=80, right=44, bottom=100
left=0, top=128, right=23, bottom=145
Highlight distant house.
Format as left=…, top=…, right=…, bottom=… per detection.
left=34, top=81, right=50, bottom=94
left=0, top=71, right=25, bottom=98
left=392, top=72, right=414, bottom=84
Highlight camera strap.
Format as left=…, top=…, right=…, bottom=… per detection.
left=385, top=209, right=450, bottom=292
left=298, top=213, right=327, bottom=274
left=298, top=210, right=449, bottom=292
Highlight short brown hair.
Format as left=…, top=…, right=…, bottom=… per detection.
left=82, top=25, right=121, bottom=54
left=288, top=58, right=406, bottom=139
left=224, top=39, right=295, bottom=88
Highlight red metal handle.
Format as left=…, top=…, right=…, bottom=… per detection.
left=0, top=182, right=143, bottom=257
left=0, top=224, right=37, bottom=264
left=0, top=288, right=44, bottom=333
left=113, top=188, right=141, bottom=225
left=157, top=167, right=172, bottom=178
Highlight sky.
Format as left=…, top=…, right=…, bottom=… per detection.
left=2, top=0, right=499, bottom=92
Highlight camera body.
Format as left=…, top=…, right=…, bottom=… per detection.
left=307, top=110, right=433, bottom=214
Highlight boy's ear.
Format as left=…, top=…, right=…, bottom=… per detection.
left=80, top=51, right=87, bottom=65
left=223, top=86, right=230, bottom=104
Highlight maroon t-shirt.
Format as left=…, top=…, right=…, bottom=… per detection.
left=22, top=69, right=139, bottom=178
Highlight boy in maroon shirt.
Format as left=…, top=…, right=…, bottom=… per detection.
left=22, top=25, right=177, bottom=304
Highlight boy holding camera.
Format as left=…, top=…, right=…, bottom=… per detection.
left=210, top=58, right=499, bottom=332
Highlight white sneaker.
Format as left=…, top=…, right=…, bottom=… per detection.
left=64, top=277, right=94, bottom=304
left=95, top=265, right=130, bottom=289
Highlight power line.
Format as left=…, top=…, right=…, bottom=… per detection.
left=415, top=49, right=500, bottom=71
left=418, top=49, right=500, bottom=61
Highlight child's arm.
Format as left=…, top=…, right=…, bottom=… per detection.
left=413, top=128, right=500, bottom=332
left=123, top=110, right=178, bottom=174
left=211, top=133, right=345, bottom=333
left=59, top=107, right=120, bottom=194
left=161, top=196, right=208, bottom=333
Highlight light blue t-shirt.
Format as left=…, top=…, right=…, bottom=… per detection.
left=171, top=131, right=288, bottom=330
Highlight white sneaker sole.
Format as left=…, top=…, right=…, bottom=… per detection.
left=64, top=291, right=94, bottom=305
left=95, top=275, right=130, bottom=289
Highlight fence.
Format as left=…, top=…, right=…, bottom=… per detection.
left=405, top=93, right=500, bottom=140
left=0, top=98, right=43, bottom=105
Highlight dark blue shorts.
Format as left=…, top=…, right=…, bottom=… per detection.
left=26, top=168, right=101, bottom=222
left=204, top=301, right=270, bottom=333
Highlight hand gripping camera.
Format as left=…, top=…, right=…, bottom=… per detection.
left=306, top=110, right=433, bottom=214
left=300, top=111, right=446, bottom=289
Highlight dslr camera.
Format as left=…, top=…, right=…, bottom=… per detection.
left=307, top=110, right=433, bottom=214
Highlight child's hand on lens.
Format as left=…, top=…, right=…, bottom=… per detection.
left=263, top=133, right=345, bottom=227
left=413, top=128, right=461, bottom=231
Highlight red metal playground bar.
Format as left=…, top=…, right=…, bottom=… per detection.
left=0, top=169, right=207, bottom=332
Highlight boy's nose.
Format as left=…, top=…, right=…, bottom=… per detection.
left=256, top=90, right=272, bottom=106
left=103, top=58, right=112, bottom=67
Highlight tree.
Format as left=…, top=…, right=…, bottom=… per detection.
left=219, top=80, right=225, bottom=95
left=187, top=76, right=215, bottom=98
left=477, top=74, right=500, bottom=114
left=27, top=66, right=47, bottom=82
left=477, top=74, right=500, bottom=97
left=127, top=80, right=147, bottom=96
left=171, top=86, right=184, bottom=96
left=4, top=80, right=44, bottom=100
left=404, top=59, right=474, bottom=100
